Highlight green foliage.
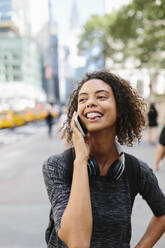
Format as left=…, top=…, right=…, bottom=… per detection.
left=78, top=14, right=116, bottom=67
left=78, top=0, right=165, bottom=70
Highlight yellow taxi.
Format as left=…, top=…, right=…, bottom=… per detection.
left=51, top=109, right=58, bottom=118
left=23, top=108, right=37, bottom=122
left=13, top=111, right=26, bottom=127
left=0, top=111, right=13, bottom=128
left=0, top=110, right=26, bottom=128
left=34, top=109, right=48, bottom=120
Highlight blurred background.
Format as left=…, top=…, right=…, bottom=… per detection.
left=0, top=0, right=165, bottom=247
left=0, top=0, right=165, bottom=129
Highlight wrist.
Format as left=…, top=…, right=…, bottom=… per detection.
left=74, top=158, right=88, bottom=167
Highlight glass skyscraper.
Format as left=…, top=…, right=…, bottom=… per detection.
left=0, top=0, right=12, bottom=21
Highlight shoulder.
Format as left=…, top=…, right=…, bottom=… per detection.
left=134, top=157, right=160, bottom=190
left=134, top=156, right=153, bottom=177
left=42, top=148, right=73, bottom=180
left=125, top=153, right=154, bottom=180
left=43, top=152, right=65, bottom=177
left=125, top=153, right=151, bottom=170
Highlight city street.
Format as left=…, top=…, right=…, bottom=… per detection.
left=0, top=124, right=165, bottom=247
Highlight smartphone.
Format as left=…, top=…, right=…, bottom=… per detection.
left=75, top=114, right=100, bottom=176
left=74, top=114, right=88, bottom=137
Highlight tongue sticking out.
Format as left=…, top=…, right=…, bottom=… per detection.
left=87, top=112, right=103, bottom=120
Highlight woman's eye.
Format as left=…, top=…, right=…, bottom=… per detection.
left=79, top=98, right=86, bottom=102
left=97, top=95, right=106, bottom=99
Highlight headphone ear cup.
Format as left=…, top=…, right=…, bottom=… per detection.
left=88, top=156, right=100, bottom=176
left=107, top=160, right=123, bottom=181
left=87, top=157, right=124, bottom=180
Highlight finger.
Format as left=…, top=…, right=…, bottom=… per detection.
left=71, top=111, right=77, bottom=131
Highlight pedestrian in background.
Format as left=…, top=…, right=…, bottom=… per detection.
left=45, top=111, right=54, bottom=138
left=154, top=126, right=165, bottom=171
left=43, top=71, right=165, bottom=248
left=147, top=103, right=158, bottom=144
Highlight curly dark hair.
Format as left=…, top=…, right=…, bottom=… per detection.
left=61, top=71, right=146, bottom=146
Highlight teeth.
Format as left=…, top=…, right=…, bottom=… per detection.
left=86, top=112, right=102, bottom=118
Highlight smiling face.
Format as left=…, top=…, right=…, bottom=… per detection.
left=77, top=79, right=117, bottom=134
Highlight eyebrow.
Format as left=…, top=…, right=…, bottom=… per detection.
left=78, top=90, right=109, bottom=96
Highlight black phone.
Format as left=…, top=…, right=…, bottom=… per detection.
left=74, top=114, right=88, bottom=137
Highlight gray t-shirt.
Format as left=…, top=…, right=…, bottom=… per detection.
left=43, top=151, right=165, bottom=248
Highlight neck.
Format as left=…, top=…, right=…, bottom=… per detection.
left=89, top=128, right=119, bottom=167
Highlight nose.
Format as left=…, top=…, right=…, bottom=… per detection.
left=86, top=97, right=97, bottom=108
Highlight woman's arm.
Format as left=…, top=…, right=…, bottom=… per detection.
left=58, top=159, right=92, bottom=248
left=58, top=112, right=93, bottom=248
left=135, top=215, right=165, bottom=248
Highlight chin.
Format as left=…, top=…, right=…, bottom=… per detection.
left=89, top=125, right=116, bottom=134
left=87, top=126, right=103, bottom=133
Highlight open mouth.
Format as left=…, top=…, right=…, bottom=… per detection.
left=85, top=112, right=103, bottom=121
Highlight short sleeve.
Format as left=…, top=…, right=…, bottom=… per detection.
left=138, top=160, right=165, bottom=216
left=159, top=127, right=165, bottom=146
left=42, top=154, right=71, bottom=232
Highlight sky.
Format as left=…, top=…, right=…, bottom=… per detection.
left=29, top=0, right=49, bottom=35
left=53, top=0, right=105, bottom=30
left=29, top=0, right=130, bottom=37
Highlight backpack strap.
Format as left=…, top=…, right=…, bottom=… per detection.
left=63, top=147, right=75, bottom=182
left=124, top=153, right=141, bottom=207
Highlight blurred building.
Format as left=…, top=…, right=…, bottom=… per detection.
left=0, top=0, right=46, bottom=110
left=61, top=0, right=86, bottom=99
left=58, top=44, right=75, bottom=103
left=0, top=0, right=31, bottom=36
left=68, top=0, right=86, bottom=71
left=0, top=36, right=42, bottom=88
left=36, top=0, right=60, bottom=105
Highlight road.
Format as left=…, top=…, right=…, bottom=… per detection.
left=0, top=124, right=165, bottom=247
left=0, top=121, right=46, bottom=147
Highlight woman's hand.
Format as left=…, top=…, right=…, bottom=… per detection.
left=71, top=112, right=90, bottom=163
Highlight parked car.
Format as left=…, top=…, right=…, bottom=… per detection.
left=23, top=109, right=37, bottom=122
left=13, top=111, right=26, bottom=127
left=0, top=111, right=13, bottom=128
left=34, top=109, right=47, bottom=120
left=0, top=110, right=26, bottom=128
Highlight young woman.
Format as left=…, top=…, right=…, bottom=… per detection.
left=43, top=71, right=165, bottom=248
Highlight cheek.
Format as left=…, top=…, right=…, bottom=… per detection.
left=105, top=100, right=117, bottom=112
left=77, top=104, right=83, bottom=113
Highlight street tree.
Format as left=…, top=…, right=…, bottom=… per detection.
left=111, top=0, right=165, bottom=93
left=78, top=14, right=116, bottom=69
left=78, top=0, right=165, bottom=94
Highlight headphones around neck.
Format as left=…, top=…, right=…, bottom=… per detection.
left=67, top=148, right=124, bottom=182
left=87, top=156, right=124, bottom=181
